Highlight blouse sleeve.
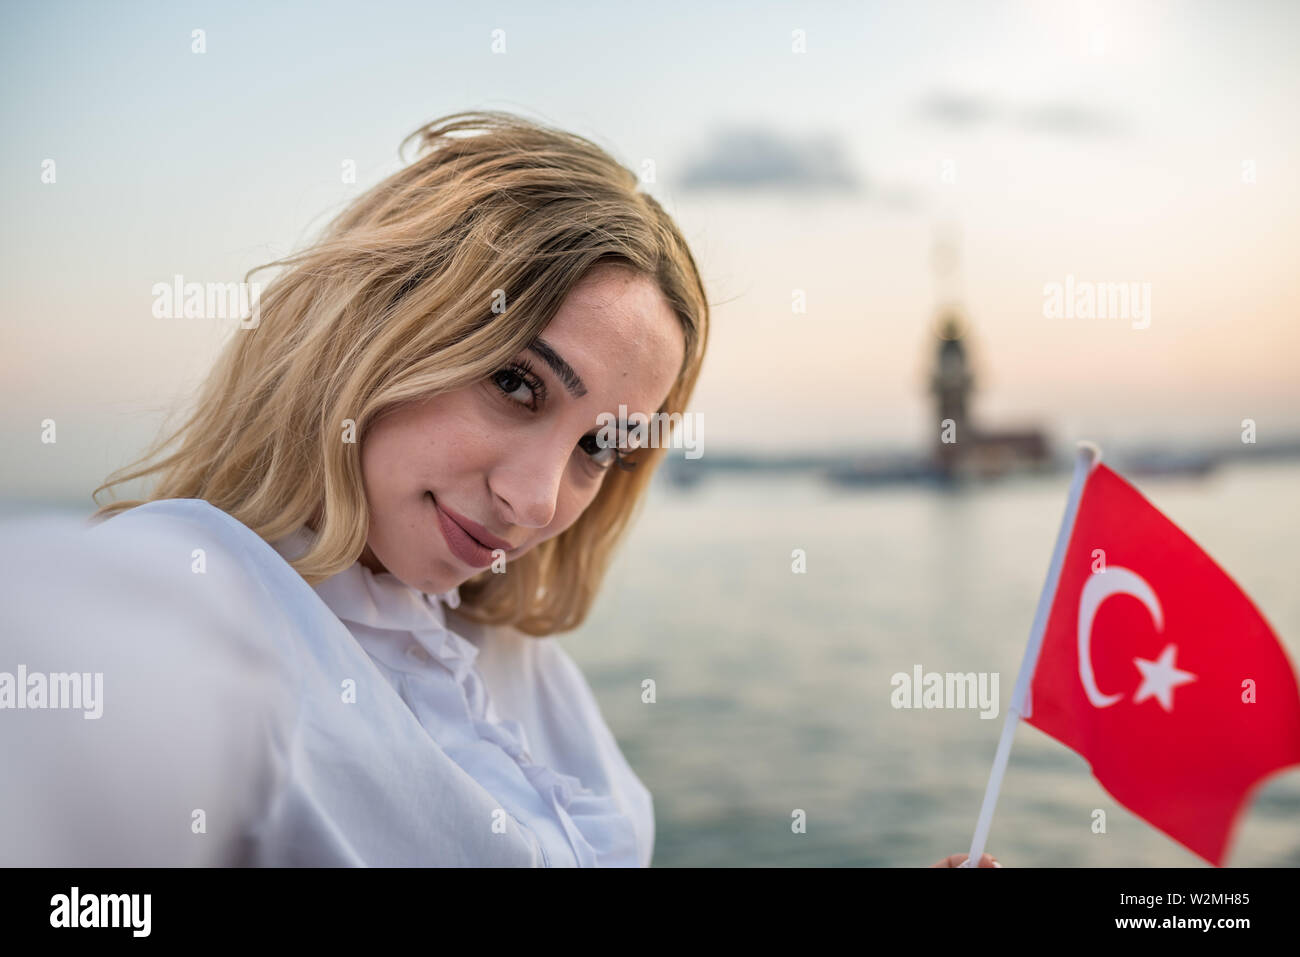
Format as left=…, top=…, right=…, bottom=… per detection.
left=0, top=506, right=297, bottom=865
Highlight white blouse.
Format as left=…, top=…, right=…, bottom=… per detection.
left=0, top=498, right=653, bottom=867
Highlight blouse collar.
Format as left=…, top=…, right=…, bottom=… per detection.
left=270, top=526, right=463, bottom=637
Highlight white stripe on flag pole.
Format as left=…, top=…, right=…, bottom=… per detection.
left=959, top=439, right=1102, bottom=867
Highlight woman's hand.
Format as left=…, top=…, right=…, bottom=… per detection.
left=930, top=852, right=1002, bottom=867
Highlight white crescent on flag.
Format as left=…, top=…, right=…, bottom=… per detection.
left=1077, top=565, right=1164, bottom=708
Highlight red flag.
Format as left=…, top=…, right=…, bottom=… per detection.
left=1023, top=461, right=1300, bottom=866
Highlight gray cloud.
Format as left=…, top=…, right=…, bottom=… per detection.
left=676, top=126, right=864, bottom=193
left=917, top=92, right=997, bottom=127
left=916, top=90, right=1125, bottom=137
left=1017, top=101, right=1124, bottom=136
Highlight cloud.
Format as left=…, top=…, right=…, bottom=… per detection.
left=917, top=92, right=997, bottom=127
left=1017, top=101, right=1124, bottom=136
left=916, top=90, right=1125, bottom=137
left=676, top=126, right=864, bottom=193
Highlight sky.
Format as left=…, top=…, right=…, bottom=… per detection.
left=2, top=0, right=1298, bottom=501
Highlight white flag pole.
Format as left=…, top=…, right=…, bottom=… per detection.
left=958, top=440, right=1101, bottom=866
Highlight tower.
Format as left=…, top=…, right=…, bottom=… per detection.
left=930, top=307, right=974, bottom=474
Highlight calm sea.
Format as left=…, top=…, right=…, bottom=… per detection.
left=568, top=458, right=1300, bottom=867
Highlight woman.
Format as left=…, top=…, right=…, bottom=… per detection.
left=0, top=111, right=998, bottom=868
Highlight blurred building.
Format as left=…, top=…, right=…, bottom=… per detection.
left=928, top=305, right=1051, bottom=479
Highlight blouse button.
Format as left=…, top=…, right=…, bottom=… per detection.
left=405, top=643, right=431, bottom=663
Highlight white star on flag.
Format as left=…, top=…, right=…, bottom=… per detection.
left=1132, top=643, right=1197, bottom=712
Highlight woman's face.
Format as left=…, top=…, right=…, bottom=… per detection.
left=358, top=264, right=687, bottom=595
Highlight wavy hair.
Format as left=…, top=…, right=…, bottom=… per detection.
left=92, top=110, right=710, bottom=635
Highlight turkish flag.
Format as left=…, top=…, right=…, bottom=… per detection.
left=1023, top=461, right=1300, bottom=866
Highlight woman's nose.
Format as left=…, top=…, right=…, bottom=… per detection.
left=489, top=434, right=569, bottom=530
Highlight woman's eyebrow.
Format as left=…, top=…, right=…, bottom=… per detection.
left=526, top=337, right=588, bottom=398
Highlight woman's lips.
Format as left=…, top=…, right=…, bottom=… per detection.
left=429, top=493, right=500, bottom=568
left=437, top=501, right=515, bottom=551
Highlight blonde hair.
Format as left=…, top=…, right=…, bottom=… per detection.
left=92, top=110, right=710, bottom=635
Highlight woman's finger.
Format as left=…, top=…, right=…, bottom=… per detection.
left=930, top=852, right=1001, bottom=867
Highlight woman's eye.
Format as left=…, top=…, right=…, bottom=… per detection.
left=578, top=433, right=620, bottom=467
left=492, top=367, right=539, bottom=408
left=577, top=435, right=638, bottom=472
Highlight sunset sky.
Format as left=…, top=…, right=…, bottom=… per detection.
left=3, top=0, right=1298, bottom=501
